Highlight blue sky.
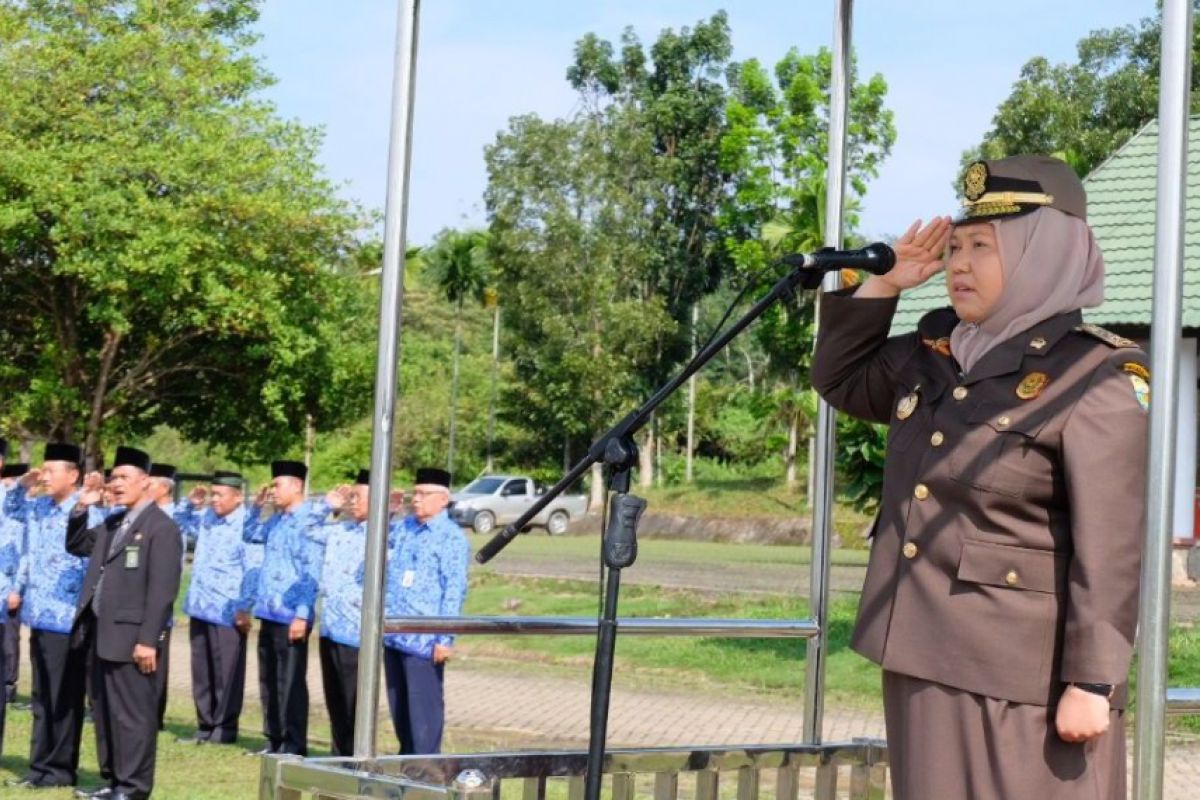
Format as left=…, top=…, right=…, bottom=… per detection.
left=253, top=0, right=1155, bottom=245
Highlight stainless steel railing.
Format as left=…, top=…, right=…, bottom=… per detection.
left=1166, top=687, right=1200, bottom=717
left=381, top=616, right=820, bottom=639
left=261, top=741, right=889, bottom=800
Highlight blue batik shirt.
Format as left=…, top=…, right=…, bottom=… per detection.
left=317, top=519, right=367, bottom=647
left=0, top=483, right=24, bottom=599
left=180, top=503, right=261, bottom=628
left=244, top=500, right=329, bottom=625
left=383, top=510, right=470, bottom=659
left=8, top=488, right=103, bottom=634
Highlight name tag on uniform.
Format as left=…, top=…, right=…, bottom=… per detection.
left=125, top=546, right=140, bottom=570
left=401, top=570, right=415, bottom=588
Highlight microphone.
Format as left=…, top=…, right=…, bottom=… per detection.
left=778, top=242, right=895, bottom=275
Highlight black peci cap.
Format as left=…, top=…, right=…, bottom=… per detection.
left=414, top=467, right=451, bottom=488
left=0, top=438, right=7, bottom=458
left=355, top=468, right=370, bottom=486
left=149, top=463, right=177, bottom=481
left=212, top=470, right=243, bottom=488
left=112, top=446, right=152, bottom=473
left=271, top=460, right=308, bottom=481
left=1, top=463, right=29, bottom=479
left=43, top=442, right=82, bottom=465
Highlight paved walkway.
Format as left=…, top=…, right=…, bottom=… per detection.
left=158, top=626, right=1200, bottom=798
left=14, top=622, right=1195, bottom=797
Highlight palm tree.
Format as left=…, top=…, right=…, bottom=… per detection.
left=424, top=229, right=491, bottom=479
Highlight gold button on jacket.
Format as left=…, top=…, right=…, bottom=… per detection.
left=902, top=542, right=919, bottom=559
left=812, top=289, right=1148, bottom=708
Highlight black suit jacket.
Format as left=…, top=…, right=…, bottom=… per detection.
left=66, top=503, right=183, bottom=663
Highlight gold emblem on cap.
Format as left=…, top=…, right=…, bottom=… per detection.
left=964, top=161, right=988, bottom=201
left=897, top=392, right=919, bottom=420
left=1016, top=372, right=1049, bottom=400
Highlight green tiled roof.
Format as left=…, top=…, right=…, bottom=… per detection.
left=890, top=117, right=1200, bottom=334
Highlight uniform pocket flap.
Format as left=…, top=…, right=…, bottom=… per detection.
left=965, top=402, right=1050, bottom=438
left=957, top=539, right=1065, bottom=594
left=113, top=607, right=144, bottom=624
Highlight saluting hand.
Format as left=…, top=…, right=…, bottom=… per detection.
left=133, top=643, right=157, bottom=675
left=78, top=485, right=104, bottom=508
left=856, top=217, right=952, bottom=299
left=83, top=471, right=105, bottom=492
left=254, top=484, right=271, bottom=508
left=1055, top=685, right=1111, bottom=743
left=326, top=485, right=349, bottom=512
left=388, top=489, right=406, bottom=515
left=188, top=485, right=208, bottom=508
left=18, top=469, right=40, bottom=490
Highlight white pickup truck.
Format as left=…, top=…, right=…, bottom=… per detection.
left=450, top=474, right=589, bottom=535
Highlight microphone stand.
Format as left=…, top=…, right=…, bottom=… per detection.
left=475, top=260, right=832, bottom=800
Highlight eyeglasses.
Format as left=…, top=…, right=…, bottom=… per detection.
left=410, top=489, right=448, bottom=497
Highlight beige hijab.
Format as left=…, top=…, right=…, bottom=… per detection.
left=949, top=207, right=1105, bottom=374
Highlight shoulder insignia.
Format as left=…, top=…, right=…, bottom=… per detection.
left=1122, top=362, right=1150, bottom=381
left=1075, top=323, right=1137, bottom=349
left=1128, top=373, right=1150, bottom=411
left=921, top=336, right=952, bottom=357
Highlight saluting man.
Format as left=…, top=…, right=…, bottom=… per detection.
left=0, top=440, right=20, bottom=707
left=145, top=462, right=188, bottom=731
left=69, top=446, right=182, bottom=800
left=317, top=469, right=404, bottom=756
left=383, top=467, right=469, bottom=755
left=176, top=470, right=260, bottom=745
left=5, top=443, right=102, bottom=790
left=243, top=460, right=328, bottom=757
left=0, top=449, right=22, bottom=755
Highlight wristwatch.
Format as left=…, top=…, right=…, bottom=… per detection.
left=1071, top=682, right=1115, bottom=700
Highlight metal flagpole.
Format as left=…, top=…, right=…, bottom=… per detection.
left=1134, top=0, right=1193, bottom=796
left=353, top=0, right=422, bottom=760
left=803, top=0, right=853, bottom=745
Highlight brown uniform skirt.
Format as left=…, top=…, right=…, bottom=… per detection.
left=883, top=671, right=1125, bottom=800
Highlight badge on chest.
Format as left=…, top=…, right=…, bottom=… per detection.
left=125, top=546, right=140, bottom=570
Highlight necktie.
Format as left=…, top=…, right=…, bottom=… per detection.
left=93, top=516, right=134, bottom=614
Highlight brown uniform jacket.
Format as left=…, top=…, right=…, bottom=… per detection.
left=812, top=289, right=1148, bottom=707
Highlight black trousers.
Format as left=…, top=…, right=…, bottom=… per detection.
left=0, top=617, right=6, bottom=756
left=91, top=652, right=159, bottom=799
left=4, top=607, right=19, bottom=695
left=257, top=619, right=309, bottom=755
left=189, top=618, right=246, bottom=743
left=27, top=628, right=86, bottom=786
left=383, top=648, right=445, bottom=755
left=154, top=627, right=170, bottom=730
left=318, top=637, right=359, bottom=756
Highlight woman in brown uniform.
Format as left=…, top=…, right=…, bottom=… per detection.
left=812, top=154, right=1148, bottom=799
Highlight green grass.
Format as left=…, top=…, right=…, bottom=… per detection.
left=459, top=573, right=881, bottom=708
left=466, top=532, right=872, bottom=569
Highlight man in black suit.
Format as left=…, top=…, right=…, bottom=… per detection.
left=68, top=446, right=182, bottom=800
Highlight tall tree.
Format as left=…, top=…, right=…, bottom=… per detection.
left=486, top=112, right=674, bottom=509
left=721, top=49, right=895, bottom=492
left=0, top=0, right=374, bottom=464
left=967, top=2, right=1200, bottom=175
left=424, top=228, right=491, bottom=480
left=566, top=14, right=736, bottom=486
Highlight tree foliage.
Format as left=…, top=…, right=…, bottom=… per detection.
left=0, top=0, right=375, bottom=464
left=968, top=1, right=1200, bottom=176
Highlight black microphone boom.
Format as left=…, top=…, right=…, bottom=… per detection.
left=778, top=242, right=895, bottom=275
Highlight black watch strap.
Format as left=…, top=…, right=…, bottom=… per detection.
left=1072, top=682, right=1114, bottom=698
